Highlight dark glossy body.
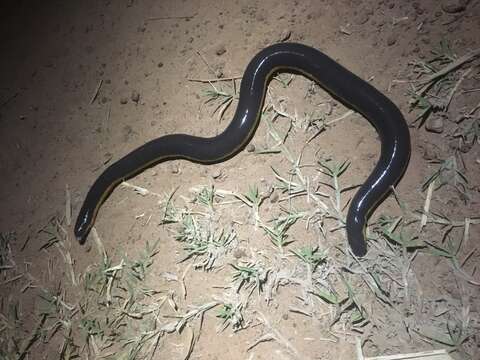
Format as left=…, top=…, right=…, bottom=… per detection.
left=74, top=43, right=410, bottom=256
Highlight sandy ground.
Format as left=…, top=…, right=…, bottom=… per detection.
left=1, top=0, right=480, bottom=359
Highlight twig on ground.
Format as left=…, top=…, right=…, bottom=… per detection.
left=90, top=79, right=103, bottom=104
left=187, top=76, right=242, bottom=83
left=417, top=48, right=480, bottom=93
left=196, top=50, right=219, bottom=78
left=147, top=14, right=196, bottom=21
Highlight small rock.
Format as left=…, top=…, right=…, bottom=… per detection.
left=214, top=44, right=226, bottom=56
left=157, top=62, right=164, bottom=68
left=131, top=91, right=140, bottom=103
left=425, top=116, right=444, bottom=133
left=246, top=144, right=255, bottom=152
left=214, top=61, right=225, bottom=78
left=278, top=29, right=292, bottom=42
left=211, top=168, right=222, bottom=179
left=120, top=97, right=128, bottom=105
left=441, top=0, right=469, bottom=13
left=169, top=163, right=180, bottom=174
left=386, top=34, right=397, bottom=46
left=103, top=152, right=113, bottom=164
left=270, top=191, right=279, bottom=203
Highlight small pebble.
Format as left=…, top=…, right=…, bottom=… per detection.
left=425, top=116, right=444, bottom=133
left=120, top=97, right=128, bottom=105
left=157, top=62, right=164, bottom=68
left=269, top=191, right=279, bottom=203
left=211, top=168, right=222, bottom=179
left=215, top=44, right=226, bottom=56
left=246, top=143, right=255, bottom=152
left=278, top=29, right=292, bottom=42
left=441, top=0, right=469, bottom=13
left=169, top=163, right=180, bottom=174
left=104, top=152, right=113, bottom=164
left=131, top=91, right=140, bottom=103
left=386, top=34, right=397, bottom=46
